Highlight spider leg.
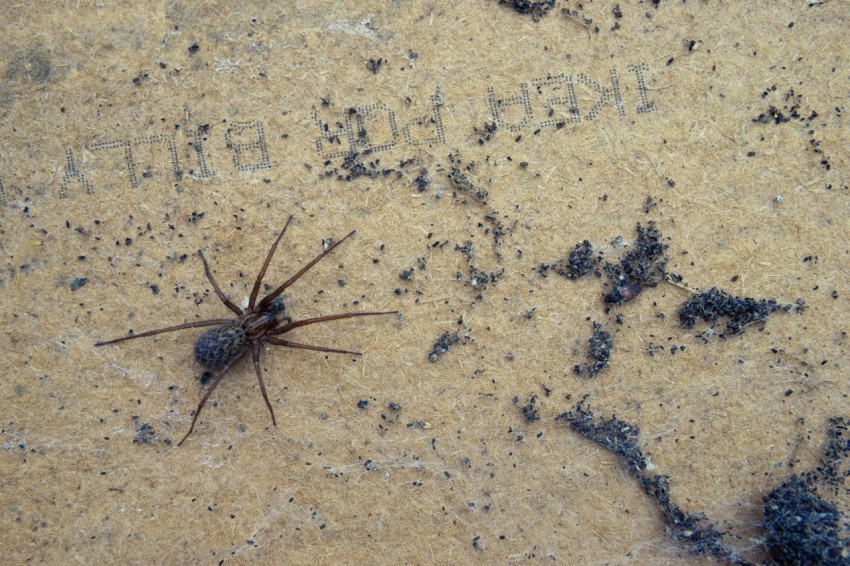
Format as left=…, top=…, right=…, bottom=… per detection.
left=177, top=348, right=246, bottom=446
left=267, top=336, right=362, bottom=356
left=269, top=311, right=398, bottom=335
left=198, top=250, right=243, bottom=316
left=257, top=230, right=357, bottom=310
left=94, top=319, right=234, bottom=346
left=252, top=341, right=277, bottom=427
left=249, top=216, right=294, bottom=309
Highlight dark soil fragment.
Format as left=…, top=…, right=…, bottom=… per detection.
left=678, top=287, right=781, bottom=336
left=556, top=401, right=752, bottom=565
left=573, top=322, right=612, bottom=378
left=538, top=240, right=600, bottom=279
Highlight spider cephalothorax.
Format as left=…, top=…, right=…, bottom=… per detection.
left=96, top=216, right=397, bottom=445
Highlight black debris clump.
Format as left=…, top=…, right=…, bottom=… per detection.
left=752, top=87, right=829, bottom=170
left=414, top=168, right=430, bottom=192
left=753, top=106, right=791, bottom=125
left=131, top=72, right=149, bottom=86
left=603, top=221, right=668, bottom=305
left=763, top=417, right=850, bottom=565
left=517, top=395, right=539, bottom=423
left=556, top=401, right=751, bottom=564
left=337, top=151, right=393, bottom=182
left=604, top=282, right=643, bottom=306
left=557, top=401, right=645, bottom=473
left=539, top=222, right=669, bottom=308
left=822, top=416, right=850, bottom=482
left=465, top=264, right=504, bottom=294
left=455, top=240, right=505, bottom=301
left=70, top=276, right=88, bottom=291
left=428, top=331, right=468, bottom=362
left=133, top=421, right=156, bottom=444
left=573, top=322, right=612, bottom=378
left=366, top=58, right=384, bottom=74
left=448, top=156, right=487, bottom=203
left=499, top=0, right=556, bottom=20
left=446, top=153, right=512, bottom=249
left=538, top=240, right=601, bottom=279
left=643, top=195, right=659, bottom=214
left=483, top=213, right=510, bottom=250
left=323, top=139, right=427, bottom=181
left=752, top=88, right=817, bottom=126
left=637, top=473, right=736, bottom=562
left=562, top=8, right=598, bottom=33
left=473, top=121, right=498, bottom=145
left=678, top=287, right=781, bottom=336
left=763, top=475, right=848, bottom=565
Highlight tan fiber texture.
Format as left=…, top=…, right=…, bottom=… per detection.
left=1, top=2, right=848, bottom=564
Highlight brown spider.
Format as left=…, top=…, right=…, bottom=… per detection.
left=95, top=216, right=397, bottom=446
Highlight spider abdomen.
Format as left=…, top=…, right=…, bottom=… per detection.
left=195, top=325, right=246, bottom=369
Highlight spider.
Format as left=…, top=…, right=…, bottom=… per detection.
left=95, top=216, right=397, bottom=446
